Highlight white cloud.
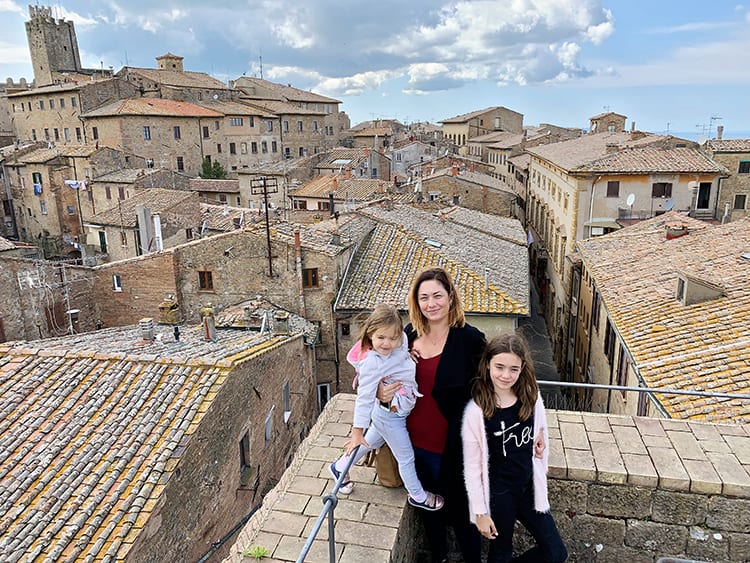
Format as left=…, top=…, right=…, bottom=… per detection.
left=0, top=0, right=24, bottom=15
left=0, top=40, right=30, bottom=64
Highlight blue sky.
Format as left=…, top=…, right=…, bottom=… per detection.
left=1, top=0, right=748, bottom=138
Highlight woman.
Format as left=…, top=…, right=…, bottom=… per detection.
left=379, top=267, right=485, bottom=563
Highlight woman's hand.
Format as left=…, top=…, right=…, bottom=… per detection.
left=534, top=433, right=546, bottom=459
left=475, top=514, right=497, bottom=540
left=344, top=428, right=370, bottom=456
left=409, top=342, right=423, bottom=363
left=376, top=379, right=402, bottom=403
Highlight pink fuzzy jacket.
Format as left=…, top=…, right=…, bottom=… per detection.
left=461, top=393, right=550, bottom=524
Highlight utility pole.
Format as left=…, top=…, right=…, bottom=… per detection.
left=251, top=176, right=278, bottom=277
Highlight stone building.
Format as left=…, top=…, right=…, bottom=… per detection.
left=2, top=144, right=136, bottom=259
left=81, top=98, right=223, bottom=176
left=0, top=300, right=319, bottom=561
left=0, top=256, right=96, bottom=341
left=389, top=140, right=438, bottom=181
left=289, top=172, right=401, bottom=214
left=8, top=78, right=141, bottom=145
left=85, top=188, right=201, bottom=263
left=702, top=137, right=750, bottom=222
left=25, top=5, right=83, bottom=86
left=441, top=106, right=524, bottom=147
left=233, top=76, right=349, bottom=155
left=313, top=147, right=391, bottom=181
left=524, top=131, right=723, bottom=376
left=589, top=111, right=628, bottom=134
left=416, top=165, right=516, bottom=216
left=573, top=213, right=750, bottom=424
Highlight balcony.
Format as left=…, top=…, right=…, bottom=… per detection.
left=222, top=394, right=749, bottom=563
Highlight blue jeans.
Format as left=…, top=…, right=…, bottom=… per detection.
left=487, top=483, right=567, bottom=563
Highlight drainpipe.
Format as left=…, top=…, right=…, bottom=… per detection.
left=294, top=230, right=306, bottom=318
left=587, top=175, right=602, bottom=236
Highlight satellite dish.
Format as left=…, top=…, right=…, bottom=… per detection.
left=213, top=94, right=219, bottom=100
left=664, top=198, right=674, bottom=211
left=626, top=193, right=635, bottom=206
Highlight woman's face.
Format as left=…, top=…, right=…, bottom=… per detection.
left=417, top=279, right=451, bottom=325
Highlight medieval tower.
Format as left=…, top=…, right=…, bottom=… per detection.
left=25, top=5, right=83, bottom=86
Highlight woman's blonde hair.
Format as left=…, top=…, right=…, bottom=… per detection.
left=407, top=267, right=465, bottom=337
left=472, top=333, right=538, bottom=420
left=358, top=303, right=404, bottom=352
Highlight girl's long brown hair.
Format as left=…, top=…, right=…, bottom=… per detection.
left=472, top=333, right=538, bottom=420
left=407, top=267, right=465, bottom=337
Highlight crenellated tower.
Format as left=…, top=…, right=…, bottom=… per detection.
left=25, top=5, right=83, bottom=86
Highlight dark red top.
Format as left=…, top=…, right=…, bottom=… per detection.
left=407, top=354, right=448, bottom=454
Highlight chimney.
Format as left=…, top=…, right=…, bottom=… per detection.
left=328, top=192, right=335, bottom=216
left=331, top=231, right=341, bottom=245
left=605, top=143, right=619, bottom=154
left=630, top=121, right=635, bottom=132
left=665, top=222, right=689, bottom=240
left=345, top=167, right=352, bottom=179
left=200, top=304, right=217, bottom=341
left=717, top=125, right=724, bottom=140
left=274, top=311, right=290, bottom=334
left=332, top=177, right=338, bottom=191
left=139, top=318, right=155, bottom=341
left=452, top=166, right=458, bottom=176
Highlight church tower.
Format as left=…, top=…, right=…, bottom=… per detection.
left=25, top=5, right=83, bottom=86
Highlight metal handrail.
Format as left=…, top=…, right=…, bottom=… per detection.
left=296, top=446, right=360, bottom=563
left=537, top=379, right=750, bottom=400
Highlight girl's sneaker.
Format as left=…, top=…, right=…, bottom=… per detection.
left=408, top=491, right=444, bottom=511
left=329, top=462, right=354, bottom=495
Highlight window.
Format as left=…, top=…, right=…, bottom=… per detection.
left=318, top=201, right=330, bottom=211
left=241, top=142, right=247, bottom=154
left=302, top=268, right=318, bottom=288
left=39, top=100, right=45, bottom=110
left=173, top=126, right=181, bottom=140
left=176, top=156, right=184, bottom=171
left=75, top=127, right=82, bottom=142
left=63, top=128, right=70, bottom=142
left=92, top=127, right=98, bottom=140
left=32, top=172, right=43, bottom=192
left=266, top=120, right=273, bottom=132
left=186, top=227, right=193, bottom=239
left=198, top=270, right=213, bottom=290
left=297, top=120, right=303, bottom=132
left=317, top=383, right=330, bottom=411
left=734, top=194, right=747, bottom=210
left=313, top=120, right=318, bottom=131
left=229, top=117, right=243, bottom=126
left=67, top=205, right=75, bottom=215
left=738, top=161, right=750, bottom=174
left=676, top=277, right=686, bottom=301
left=651, top=182, right=672, bottom=198
left=112, top=274, right=122, bottom=291
left=591, top=290, right=601, bottom=331
left=54, top=128, right=60, bottom=141
left=293, top=199, right=307, bottom=210
left=341, top=323, right=350, bottom=336
left=606, top=181, right=620, bottom=197
left=604, top=319, right=616, bottom=364
left=40, top=200, right=47, bottom=215
left=283, top=120, right=289, bottom=132
left=143, top=126, right=151, bottom=140
left=239, top=431, right=254, bottom=486
left=99, top=232, right=108, bottom=253
left=229, top=142, right=236, bottom=155
left=59, top=98, right=65, bottom=108
left=271, top=141, right=277, bottom=153
left=217, top=143, right=222, bottom=153
left=283, top=381, right=291, bottom=423
left=118, top=186, right=125, bottom=200
left=49, top=99, right=54, bottom=109
left=120, top=231, right=127, bottom=246
left=31, top=129, right=37, bottom=141
left=105, top=185, right=112, bottom=199
left=251, top=142, right=258, bottom=154
left=261, top=141, right=268, bottom=153
left=616, top=347, right=629, bottom=393
left=214, top=120, right=220, bottom=130
left=248, top=116, right=254, bottom=127
left=71, top=97, right=77, bottom=108
left=202, top=125, right=209, bottom=138
left=284, top=147, right=291, bottom=159
left=146, top=158, right=154, bottom=168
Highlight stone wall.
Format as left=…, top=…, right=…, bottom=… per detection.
left=221, top=395, right=750, bottom=563
left=422, top=175, right=514, bottom=216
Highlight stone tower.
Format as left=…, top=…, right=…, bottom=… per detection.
left=25, top=5, right=83, bottom=86
left=156, top=53, right=184, bottom=72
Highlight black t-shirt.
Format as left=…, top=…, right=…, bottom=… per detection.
left=485, top=400, right=534, bottom=492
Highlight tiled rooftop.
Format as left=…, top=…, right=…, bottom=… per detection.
left=335, top=205, right=529, bottom=315
left=314, top=148, right=379, bottom=170
left=94, top=168, right=165, bottom=184
left=0, top=301, right=305, bottom=561
left=190, top=178, right=240, bottom=194
left=526, top=131, right=670, bottom=170
left=291, top=175, right=393, bottom=201
left=14, top=144, right=99, bottom=164
left=81, top=98, right=223, bottom=118
left=88, top=188, right=197, bottom=227
left=440, top=106, right=521, bottom=123
left=0, top=236, right=18, bottom=252
left=577, top=146, right=727, bottom=174
left=267, top=214, right=377, bottom=257
left=196, top=100, right=276, bottom=119
left=705, top=138, right=750, bottom=152
left=242, top=99, right=323, bottom=116
left=118, top=67, right=227, bottom=90
left=235, top=77, right=340, bottom=104
left=576, top=213, right=750, bottom=424
left=200, top=203, right=262, bottom=232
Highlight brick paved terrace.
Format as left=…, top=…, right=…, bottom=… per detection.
left=223, top=394, right=750, bottom=563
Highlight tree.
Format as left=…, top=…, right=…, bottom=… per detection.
left=199, top=158, right=227, bottom=179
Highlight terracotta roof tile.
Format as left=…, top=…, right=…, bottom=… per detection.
left=577, top=146, right=727, bottom=174
left=81, top=98, right=223, bottom=118
left=291, top=175, right=392, bottom=201
left=705, top=139, right=750, bottom=152
left=576, top=212, right=750, bottom=424
left=118, top=67, right=226, bottom=90
left=440, top=106, right=522, bottom=123
left=190, top=179, right=240, bottom=193
left=88, top=188, right=198, bottom=227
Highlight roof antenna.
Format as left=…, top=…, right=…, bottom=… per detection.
left=259, top=54, right=263, bottom=80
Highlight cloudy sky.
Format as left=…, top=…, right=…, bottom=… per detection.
left=2, top=0, right=749, bottom=138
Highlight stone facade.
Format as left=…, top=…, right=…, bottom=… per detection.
left=442, top=106, right=525, bottom=147
left=0, top=256, right=96, bottom=341
left=420, top=173, right=515, bottom=216
left=702, top=140, right=750, bottom=222
left=25, top=5, right=82, bottom=86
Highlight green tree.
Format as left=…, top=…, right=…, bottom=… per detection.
left=199, top=158, right=227, bottom=179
